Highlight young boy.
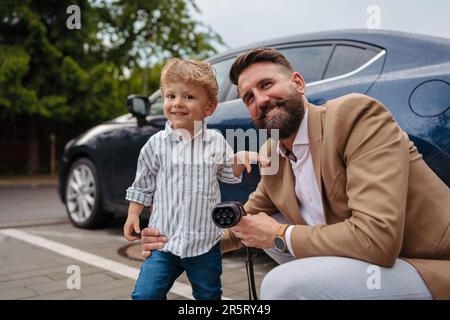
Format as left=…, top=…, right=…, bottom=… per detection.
left=123, top=58, right=264, bottom=300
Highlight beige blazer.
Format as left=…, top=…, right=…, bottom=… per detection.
left=222, top=93, right=450, bottom=299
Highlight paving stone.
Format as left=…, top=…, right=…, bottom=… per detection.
left=113, top=295, right=132, bottom=300
left=68, top=278, right=134, bottom=296
left=3, top=265, right=72, bottom=281
left=0, top=276, right=50, bottom=291
left=25, top=279, right=67, bottom=295
left=76, top=285, right=135, bottom=300
left=0, top=260, right=68, bottom=278
left=23, top=288, right=85, bottom=300
left=0, top=287, right=37, bottom=299
left=46, top=265, right=100, bottom=281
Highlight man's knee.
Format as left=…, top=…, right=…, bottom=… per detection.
left=260, top=264, right=315, bottom=300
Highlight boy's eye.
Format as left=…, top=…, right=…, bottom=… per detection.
left=185, top=95, right=194, bottom=100
left=166, top=94, right=175, bottom=99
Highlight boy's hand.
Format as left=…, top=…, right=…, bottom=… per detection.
left=141, top=227, right=167, bottom=259
left=123, top=215, right=141, bottom=241
left=234, top=151, right=271, bottom=174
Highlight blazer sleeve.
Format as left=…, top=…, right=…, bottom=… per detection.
left=290, top=95, right=410, bottom=267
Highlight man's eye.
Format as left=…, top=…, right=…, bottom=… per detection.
left=262, top=81, right=272, bottom=89
left=245, top=95, right=254, bottom=104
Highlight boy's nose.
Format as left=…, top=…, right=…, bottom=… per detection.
left=172, top=98, right=184, bottom=108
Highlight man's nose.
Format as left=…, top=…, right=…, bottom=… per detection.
left=255, top=92, right=270, bottom=110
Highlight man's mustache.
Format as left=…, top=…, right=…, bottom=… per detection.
left=257, top=99, right=287, bottom=122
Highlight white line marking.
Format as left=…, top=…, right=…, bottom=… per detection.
left=0, top=228, right=231, bottom=300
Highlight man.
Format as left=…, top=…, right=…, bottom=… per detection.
left=139, top=48, right=450, bottom=299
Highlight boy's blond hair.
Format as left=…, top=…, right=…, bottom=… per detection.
left=160, top=58, right=218, bottom=102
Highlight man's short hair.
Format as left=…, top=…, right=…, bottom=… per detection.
left=229, top=47, right=294, bottom=85
left=160, top=58, right=218, bottom=101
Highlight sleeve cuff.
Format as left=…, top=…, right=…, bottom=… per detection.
left=218, top=165, right=242, bottom=184
left=125, top=188, right=153, bottom=207
left=285, top=225, right=295, bottom=256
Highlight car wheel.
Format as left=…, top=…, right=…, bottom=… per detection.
left=64, top=158, right=111, bottom=228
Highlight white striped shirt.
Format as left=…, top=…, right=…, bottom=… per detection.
left=126, top=121, right=241, bottom=258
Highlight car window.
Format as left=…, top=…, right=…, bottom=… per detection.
left=149, top=95, right=164, bottom=115
left=148, top=59, right=235, bottom=116
left=324, top=45, right=380, bottom=79
left=225, top=45, right=333, bottom=100
left=212, top=58, right=235, bottom=100
left=280, top=45, right=333, bottom=82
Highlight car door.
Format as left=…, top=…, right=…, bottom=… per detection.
left=105, top=97, right=166, bottom=211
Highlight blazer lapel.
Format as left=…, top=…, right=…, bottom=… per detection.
left=281, top=157, right=306, bottom=225
left=265, top=138, right=305, bottom=225
left=307, top=103, right=326, bottom=219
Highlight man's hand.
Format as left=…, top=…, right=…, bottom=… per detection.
left=230, top=212, right=281, bottom=249
left=140, top=227, right=167, bottom=259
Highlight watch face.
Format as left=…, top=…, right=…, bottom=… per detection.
left=274, top=236, right=286, bottom=252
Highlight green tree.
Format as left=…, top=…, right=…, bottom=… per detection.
left=0, top=0, right=222, bottom=174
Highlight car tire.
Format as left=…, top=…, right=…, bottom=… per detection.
left=64, top=158, right=112, bottom=228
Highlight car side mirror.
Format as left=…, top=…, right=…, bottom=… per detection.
left=127, top=95, right=150, bottom=119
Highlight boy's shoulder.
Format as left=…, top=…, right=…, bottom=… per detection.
left=205, top=128, right=226, bottom=142
left=141, top=131, right=165, bottom=150
left=148, top=130, right=166, bottom=143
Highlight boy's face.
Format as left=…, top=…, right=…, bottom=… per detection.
left=163, top=81, right=217, bottom=135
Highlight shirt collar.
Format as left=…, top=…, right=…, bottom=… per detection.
left=162, top=120, right=210, bottom=141
left=277, top=107, right=309, bottom=159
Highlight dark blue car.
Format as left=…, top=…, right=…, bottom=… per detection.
left=59, top=29, right=450, bottom=228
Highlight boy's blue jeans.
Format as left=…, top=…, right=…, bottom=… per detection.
left=131, top=242, right=222, bottom=300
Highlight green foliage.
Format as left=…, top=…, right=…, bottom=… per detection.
left=0, top=0, right=223, bottom=124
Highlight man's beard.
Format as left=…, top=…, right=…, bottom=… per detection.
left=255, top=89, right=305, bottom=139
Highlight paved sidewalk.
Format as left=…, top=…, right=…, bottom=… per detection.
left=0, top=175, right=278, bottom=299
left=0, top=223, right=277, bottom=300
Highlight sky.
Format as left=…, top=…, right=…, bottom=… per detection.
left=194, top=0, right=450, bottom=52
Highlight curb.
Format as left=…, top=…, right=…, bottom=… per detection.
left=0, top=179, right=58, bottom=188
left=0, top=217, right=70, bottom=229
left=0, top=176, right=59, bottom=188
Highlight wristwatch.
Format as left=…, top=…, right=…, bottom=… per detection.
left=273, top=224, right=289, bottom=253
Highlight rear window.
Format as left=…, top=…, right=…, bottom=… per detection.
left=280, top=45, right=333, bottom=82
left=324, top=45, right=380, bottom=79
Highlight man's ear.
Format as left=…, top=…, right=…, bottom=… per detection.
left=205, top=100, right=218, bottom=116
left=291, top=72, right=305, bottom=95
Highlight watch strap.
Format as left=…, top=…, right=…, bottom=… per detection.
left=276, top=224, right=289, bottom=238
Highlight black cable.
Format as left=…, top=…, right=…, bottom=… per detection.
left=245, top=247, right=258, bottom=300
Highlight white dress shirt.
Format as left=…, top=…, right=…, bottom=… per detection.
left=277, top=108, right=326, bottom=254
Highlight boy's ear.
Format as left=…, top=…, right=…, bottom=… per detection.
left=205, top=100, right=218, bottom=116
